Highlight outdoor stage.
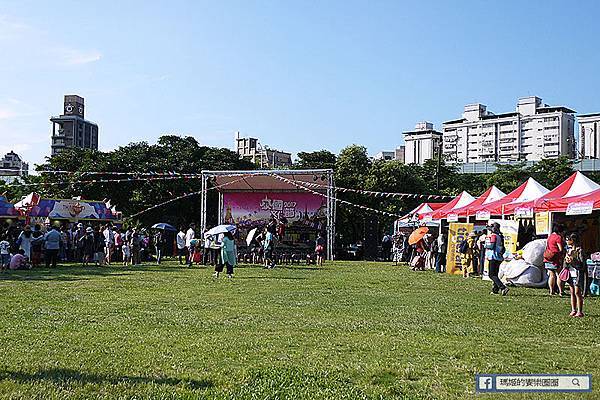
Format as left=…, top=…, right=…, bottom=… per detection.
left=200, top=169, right=336, bottom=260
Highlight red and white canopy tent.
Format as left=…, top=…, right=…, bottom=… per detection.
left=394, top=202, right=447, bottom=230
left=419, top=191, right=476, bottom=221
left=469, top=177, right=550, bottom=217
left=446, top=186, right=506, bottom=218
left=502, top=171, right=600, bottom=216
left=540, top=186, right=600, bottom=214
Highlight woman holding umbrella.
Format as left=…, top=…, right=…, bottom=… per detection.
left=214, top=231, right=237, bottom=279
left=408, top=227, right=429, bottom=271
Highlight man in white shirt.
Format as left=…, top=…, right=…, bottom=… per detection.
left=185, top=224, right=195, bottom=266
left=176, top=227, right=186, bottom=265
left=103, top=225, right=115, bottom=265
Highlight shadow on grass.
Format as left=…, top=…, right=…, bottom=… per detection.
left=0, top=368, right=213, bottom=390
left=238, top=276, right=308, bottom=280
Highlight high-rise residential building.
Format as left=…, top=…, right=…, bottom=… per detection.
left=234, top=132, right=292, bottom=168
left=578, top=113, right=600, bottom=159
left=442, top=96, right=576, bottom=164
left=403, top=121, right=443, bottom=165
left=50, top=95, right=99, bottom=156
left=0, top=151, right=29, bottom=182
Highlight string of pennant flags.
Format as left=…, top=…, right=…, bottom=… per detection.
left=270, top=174, right=402, bottom=218
left=4, top=172, right=451, bottom=200
left=291, top=180, right=453, bottom=200
left=2, top=175, right=204, bottom=188
left=126, top=176, right=248, bottom=219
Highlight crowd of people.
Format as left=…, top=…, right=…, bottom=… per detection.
left=175, top=220, right=328, bottom=279
left=0, top=221, right=163, bottom=271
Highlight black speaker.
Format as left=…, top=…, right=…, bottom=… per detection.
left=363, top=215, right=379, bottom=261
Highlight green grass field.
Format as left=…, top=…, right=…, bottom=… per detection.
left=0, top=260, right=597, bottom=399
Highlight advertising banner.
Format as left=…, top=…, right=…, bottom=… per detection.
left=222, top=192, right=326, bottom=230
left=476, top=210, right=491, bottom=221
left=534, top=212, right=551, bottom=236
left=447, top=222, right=474, bottom=275
left=28, top=199, right=118, bottom=221
left=566, top=201, right=594, bottom=216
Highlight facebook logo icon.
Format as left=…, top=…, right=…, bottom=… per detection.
left=476, top=375, right=496, bottom=392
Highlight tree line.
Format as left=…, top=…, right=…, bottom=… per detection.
left=0, top=136, right=588, bottom=245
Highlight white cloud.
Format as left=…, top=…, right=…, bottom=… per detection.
left=57, top=48, right=103, bottom=66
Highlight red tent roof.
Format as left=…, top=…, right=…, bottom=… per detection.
left=540, top=187, right=600, bottom=213
left=450, top=186, right=506, bottom=217
left=397, top=202, right=447, bottom=222
left=420, top=191, right=475, bottom=220
left=503, top=172, right=600, bottom=214
left=470, top=178, right=549, bottom=216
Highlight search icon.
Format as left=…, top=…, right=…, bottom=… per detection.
left=572, top=378, right=580, bottom=387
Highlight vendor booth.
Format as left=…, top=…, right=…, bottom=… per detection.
left=14, top=192, right=122, bottom=224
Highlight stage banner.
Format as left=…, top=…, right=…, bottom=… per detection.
left=535, top=212, right=551, bottom=236
left=447, top=222, right=474, bottom=275
left=222, top=192, right=326, bottom=229
left=28, top=199, right=118, bottom=221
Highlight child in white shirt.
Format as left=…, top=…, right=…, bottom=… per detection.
left=122, top=243, right=131, bottom=266
left=0, top=237, right=10, bottom=270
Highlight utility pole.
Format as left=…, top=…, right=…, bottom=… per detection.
left=436, top=138, right=442, bottom=192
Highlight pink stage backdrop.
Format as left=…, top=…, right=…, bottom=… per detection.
left=222, top=192, right=327, bottom=228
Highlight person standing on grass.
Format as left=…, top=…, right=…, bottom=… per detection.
left=80, top=227, right=95, bottom=266
left=435, top=233, right=447, bottom=273
left=103, top=224, right=115, bottom=265
left=122, top=239, right=131, bottom=266
left=381, top=233, right=392, bottom=261
left=43, top=225, right=61, bottom=268
left=185, top=223, right=196, bottom=266
left=485, top=222, right=509, bottom=296
left=544, top=223, right=565, bottom=296
left=315, top=231, right=326, bottom=267
left=30, top=224, right=44, bottom=268
left=176, top=226, right=186, bottom=265
left=564, top=233, right=585, bottom=317
left=130, top=229, right=142, bottom=266
left=113, top=227, right=122, bottom=263
left=0, top=235, right=10, bottom=271
left=93, top=226, right=106, bottom=266
left=263, top=226, right=275, bottom=269
left=214, top=231, right=237, bottom=279
left=153, top=230, right=164, bottom=265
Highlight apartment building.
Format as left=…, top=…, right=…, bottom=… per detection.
left=403, top=122, right=443, bottom=164
left=442, top=96, right=576, bottom=163
left=579, top=113, right=600, bottom=159
left=234, top=132, right=292, bottom=168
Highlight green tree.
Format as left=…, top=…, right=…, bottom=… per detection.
left=294, top=150, right=336, bottom=170
left=526, top=156, right=574, bottom=189
left=485, top=162, right=528, bottom=193
left=32, top=136, right=255, bottom=226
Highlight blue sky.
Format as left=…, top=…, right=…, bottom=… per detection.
left=1, top=0, right=600, bottom=168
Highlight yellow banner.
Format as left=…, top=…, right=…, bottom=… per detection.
left=535, top=212, right=550, bottom=236
left=447, top=222, right=474, bottom=275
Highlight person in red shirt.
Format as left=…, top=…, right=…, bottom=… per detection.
left=544, top=223, right=565, bottom=296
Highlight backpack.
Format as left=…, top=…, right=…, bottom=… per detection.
left=497, top=233, right=506, bottom=257
left=459, top=239, right=469, bottom=254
